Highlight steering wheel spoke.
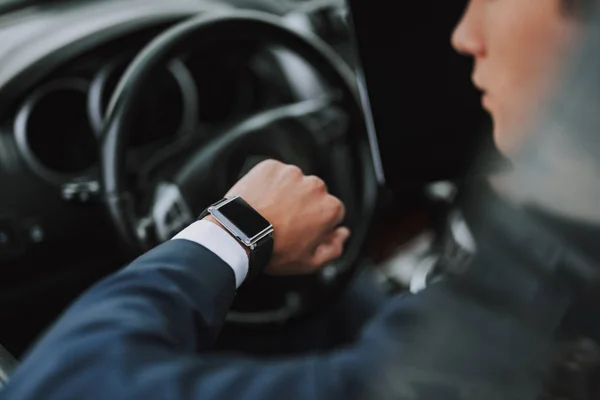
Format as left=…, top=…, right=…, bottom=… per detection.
left=290, top=92, right=350, bottom=146
left=172, top=96, right=343, bottom=210
left=133, top=132, right=205, bottom=189
left=150, top=182, right=195, bottom=242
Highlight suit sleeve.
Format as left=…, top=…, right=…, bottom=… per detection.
left=2, top=235, right=564, bottom=400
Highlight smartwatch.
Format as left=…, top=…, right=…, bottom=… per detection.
left=198, top=196, right=274, bottom=281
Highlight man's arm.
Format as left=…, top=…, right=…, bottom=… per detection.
left=0, top=160, right=567, bottom=400
left=2, top=230, right=560, bottom=400
left=1, top=236, right=371, bottom=400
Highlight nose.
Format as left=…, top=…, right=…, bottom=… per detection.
left=451, top=1, right=485, bottom=57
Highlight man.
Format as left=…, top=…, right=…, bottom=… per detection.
left=1, top=0, right=596, bottom=398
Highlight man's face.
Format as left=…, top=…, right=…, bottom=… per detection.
left=452, top=0, right=579, bottom=155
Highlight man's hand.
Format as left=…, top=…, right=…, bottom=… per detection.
left=209, top=159, right=350, bottom=276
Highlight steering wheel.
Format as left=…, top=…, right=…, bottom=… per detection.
left=101, top=10, right=378, bottom=324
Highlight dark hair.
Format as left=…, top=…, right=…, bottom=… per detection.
left=561, top=0, right=596, bottom=16
left=538, top=337, right=600, bottom=400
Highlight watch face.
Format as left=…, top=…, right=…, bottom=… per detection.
left=213, top=197, right=271, bottom=241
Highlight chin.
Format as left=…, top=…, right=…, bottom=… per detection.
left=492, top=128, right=510, bottom=155
left=490, top=118, right=503, bottom=150
left=491, top=118, right=512, bottom=155
left=493, top=127, right=525, bottom=158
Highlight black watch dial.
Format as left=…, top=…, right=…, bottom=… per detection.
left=215, top=197, right=271, bottom=240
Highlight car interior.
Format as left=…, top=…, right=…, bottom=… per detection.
left=0, top=0, right=503, bottom=386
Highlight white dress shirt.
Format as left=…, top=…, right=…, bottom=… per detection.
left=172, top=220, right=249, bottom=288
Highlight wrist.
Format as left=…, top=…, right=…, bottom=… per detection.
left=203, top=215, right=251, bottom=257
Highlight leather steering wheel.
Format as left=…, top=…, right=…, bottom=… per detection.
left=101, top=10, right=377, bottom=324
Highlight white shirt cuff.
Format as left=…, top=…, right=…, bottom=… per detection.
left=171, top=220, right=249, bottom=288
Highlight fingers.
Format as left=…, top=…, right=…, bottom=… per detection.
left=305, top=175, right=344, bottom=228
left=309, top=226, right=351, bottom=268
left=305, top=175, right=327, bottom=193
left=324, top=194, right=346, bottom=229
left=255, top=159, right=285, bottom=171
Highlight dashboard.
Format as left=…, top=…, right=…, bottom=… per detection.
left=0, top=0, right=351, bottom=268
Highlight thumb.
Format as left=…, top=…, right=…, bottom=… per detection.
left=309, top=227, right=351, bottom=269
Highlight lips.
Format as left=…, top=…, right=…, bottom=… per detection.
left=471, top=75, right=489, bottom=108
left=481, top=93, right=490, bottom=109
left=472, top=75, right=485, bottom=92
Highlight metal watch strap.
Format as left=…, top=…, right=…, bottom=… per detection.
left=198, top=199, right=273, bottom=282
left=197, top=200, right=218, bottom=221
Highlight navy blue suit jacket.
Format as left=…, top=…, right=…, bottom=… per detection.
left=1, top=227, right=569, bottom=399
